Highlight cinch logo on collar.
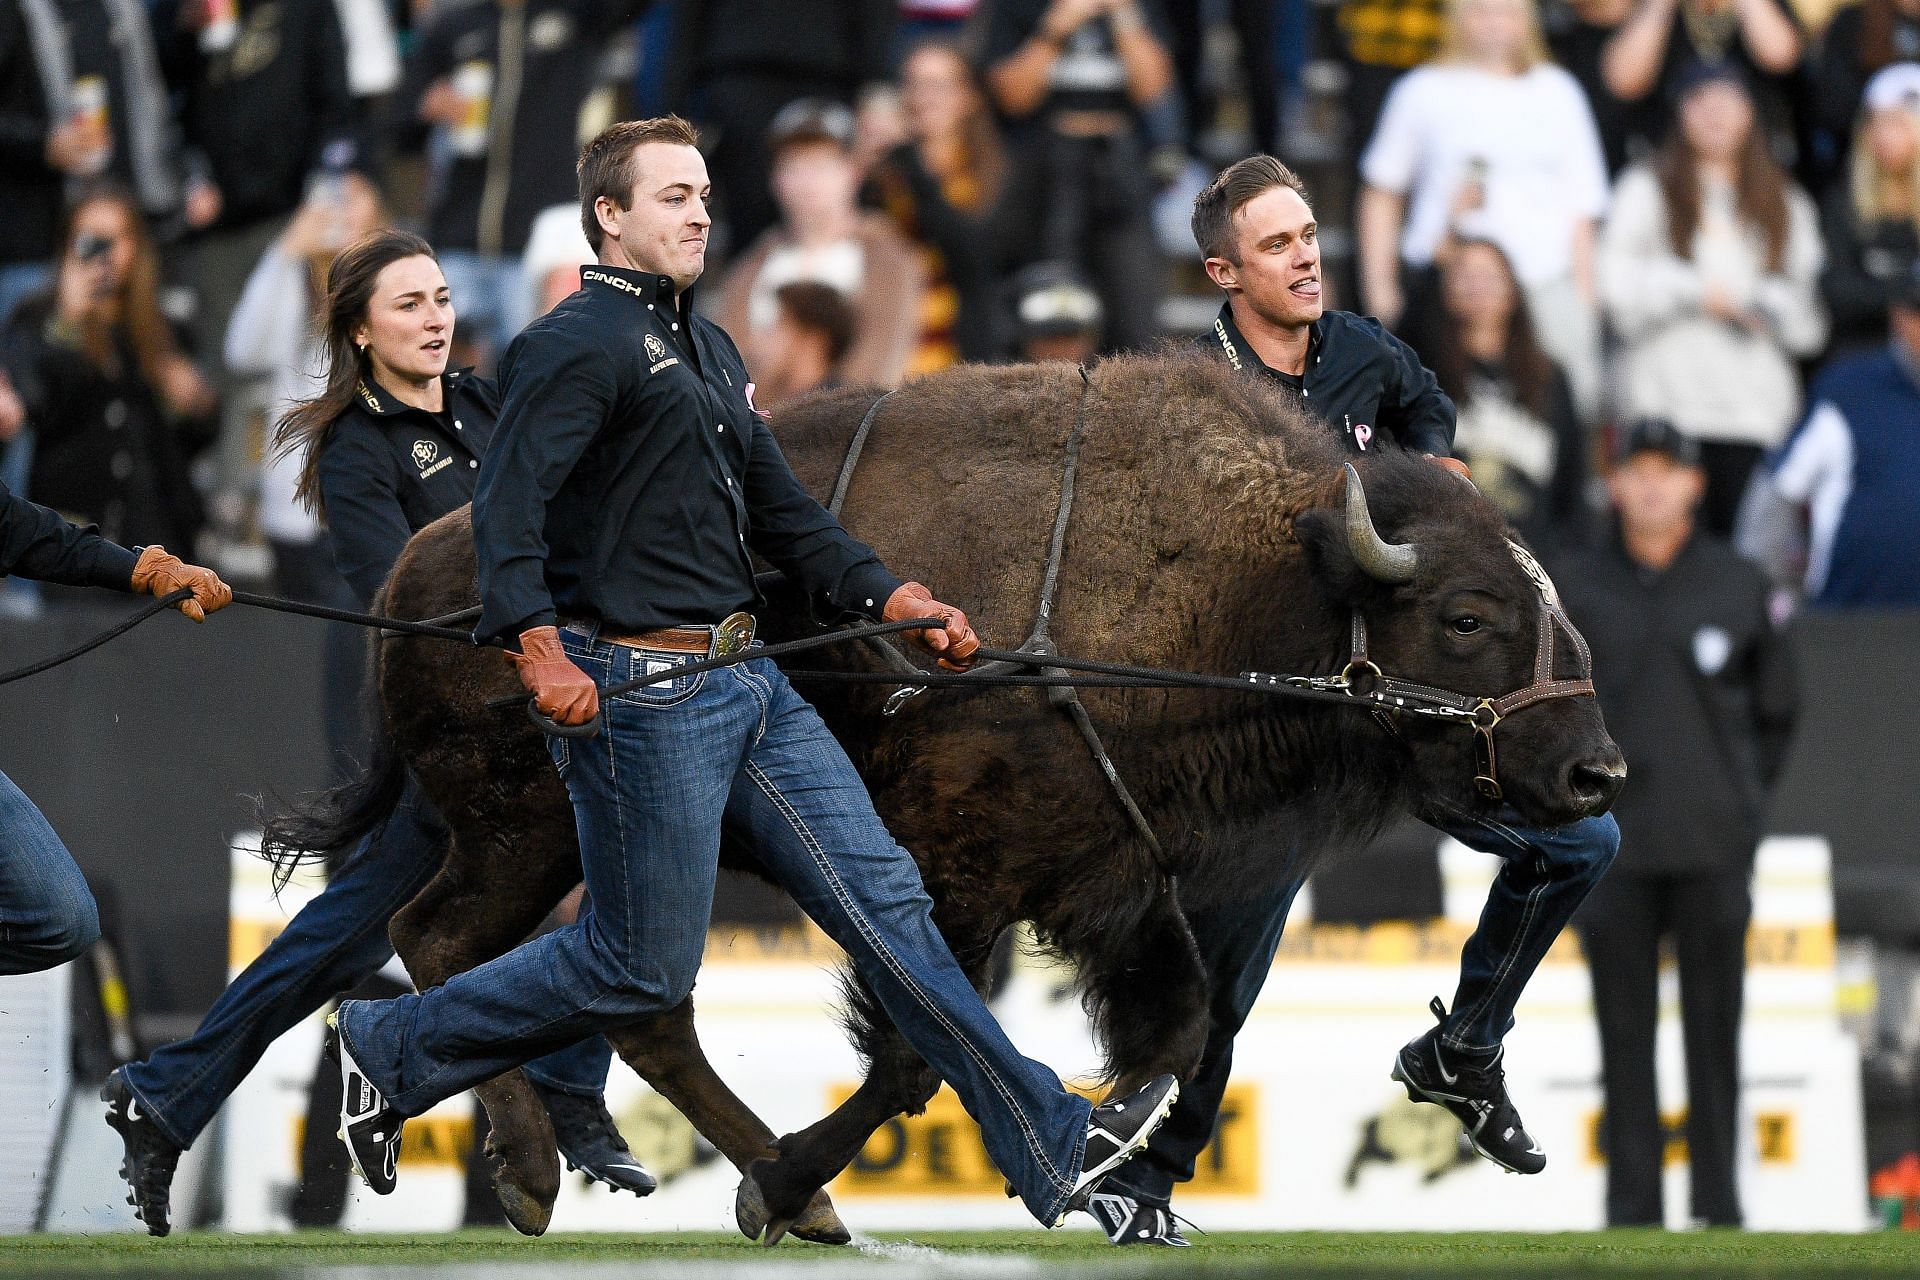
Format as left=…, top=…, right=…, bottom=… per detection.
left=1214, top=317, right=1242, bottom=372
left=582, top=267, right=650, bottom=300
left=357, top=382, right=382, bottom=412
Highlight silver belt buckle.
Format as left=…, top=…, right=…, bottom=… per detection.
left=716, top=612, right=756, bottom=657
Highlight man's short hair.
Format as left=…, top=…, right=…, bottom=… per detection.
left=1191, top=155, right=1310, bottom=265
left=577, top=115, right=701, bottom=252
left=774, top=281, right=856, bottom=365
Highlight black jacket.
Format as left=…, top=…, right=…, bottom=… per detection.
left=662, top=0, right=893, bottom=108
left=315, top=368, right=496, bottom=607
left=0, top=476, right=138, bottom=588
left=2, top=296, right=208, bottom=551
left=1556, top=532, right=1799, bottom=875
left=156, top=0, right=358, bottom=231
left=473, top=263, right=901, bottom=642
left=1818, top=181, right=1920, bottom=353
left=391, top=0, right=648, bottom=256
left=1200, top=303, right=1456, bottom=456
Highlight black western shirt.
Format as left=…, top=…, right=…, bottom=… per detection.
left=0, top=477, right=138, bottom=588
left=314, top=368, right=497, bottom=606
left=1201, top=302, right=1456, bottom=458
left=473, top=264, right=903, bottom=642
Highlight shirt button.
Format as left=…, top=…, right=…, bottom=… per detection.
left=865, top=598, right=874, bottom=608
left=454, top=420, right=463, bottom=430
left=717, top=423, right=725, bottom=433
left=647, top=303, right=654, bottom=310
left=725, top=476, right=733, bottom=487
left=671, top=322, right=679, bottom=331
left=468, top=459, right=478, bottom=469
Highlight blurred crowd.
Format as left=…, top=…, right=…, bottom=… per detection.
left=1, top=0, right=1916, bottom=618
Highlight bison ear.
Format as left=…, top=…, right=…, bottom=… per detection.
left=1294, top=507, right=1396, bottom=607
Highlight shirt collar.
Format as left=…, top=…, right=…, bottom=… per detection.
left=355, top=367, right=471, bottom=418
left=580, top=263, right=680, bottom=306
left=1212, top=302, right=1317, bottom=380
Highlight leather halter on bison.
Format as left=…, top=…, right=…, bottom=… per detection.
left=266, top=350, right=1622, bottom=1242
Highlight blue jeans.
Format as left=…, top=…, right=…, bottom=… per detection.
left=436, top=249, right=526, bottom=360
left=121, top=779, right=611, bottom=1150
left=338, top=628, right=1094, bottom=1224
left=0, top=767, right=100, bottom=975
left=1109, top=806, right=1620, bottom=1205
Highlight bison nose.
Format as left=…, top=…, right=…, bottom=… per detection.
left=1566, top=748, right=1627, bottom=816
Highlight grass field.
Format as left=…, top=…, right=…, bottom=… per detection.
left=3, top=1230, right=1919, bottom=1278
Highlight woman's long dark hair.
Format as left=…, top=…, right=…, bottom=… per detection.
left=271, top=229, right=436, bottom=516
left=1420, top=239, right=1558, bottom=420
left=1654, top=98, right=1792, bottom=273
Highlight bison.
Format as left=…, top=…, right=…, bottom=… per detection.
left=268, top=350, right=1621, bottom=1241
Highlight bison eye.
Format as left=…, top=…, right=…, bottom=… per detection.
left=1449, top=616, right=1483, bottom=637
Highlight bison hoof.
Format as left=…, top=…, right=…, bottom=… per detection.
left=790, top=1188, right=852, bottom=1246
left=485, top=1132, right=560, bottom=1237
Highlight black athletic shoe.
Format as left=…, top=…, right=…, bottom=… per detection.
left=1391, top=996, right=1546, bottom=1175
left=325, top=1009, right=403, bottom=1194
left=1057, top=1074, right=1180, bottom=1224
left=102, top=1068, right=181, bottom=1237
left=1085, top=1186, right=1192, bottom=1246
left=531, top=1082, right=658, bottom=1197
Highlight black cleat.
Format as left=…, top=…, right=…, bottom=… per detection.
left=1058, top=1074, right=1180, bottom=1224
left=325, top=1009, right=404, bottom=1194
left=531, top=1082, right=657, bottom=1197
left=1391, top=996, right=1546, bottom=1175
left=102, top=1068, right=181, bottom=1237
left=1086, top=1186, right=1192, bottom=1246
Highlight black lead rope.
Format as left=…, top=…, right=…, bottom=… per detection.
left=0, top=588, right=193, bottom=687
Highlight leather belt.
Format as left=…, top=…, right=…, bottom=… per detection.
left=600, top=611, right=756, bottom=657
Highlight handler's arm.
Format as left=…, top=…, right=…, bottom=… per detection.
left=741, top=416, right=903, bottom=621
left=1378, top=324, right=1457, bottom=458
left=0, top=477, right=140, bottom=589
left=472, top=329, right=615, bottom=642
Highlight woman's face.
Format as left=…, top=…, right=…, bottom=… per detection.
left=355, top=254, right=453, bottom=385
left=901, top=47, right=975, bottom=141
left=1456, top=0, right=1530, bottom=68
left=1866, top=106, right=1920, bottom=176
left=65, top=198, right=139, bottom=295
left=1443, top=243, right=1518, bottom=328
left=1680, top=81, right=1755, bottom=164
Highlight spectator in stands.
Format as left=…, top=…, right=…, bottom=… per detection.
left=1334, top=0, right=1446, bottom=171
left=1007, top=259, right=1104, bottom=362
left=715, top=100, right=924, bottom=388
left=1406, top=237, right=1588, bottom=548
left=393, top=0, right=649, bottom=365
left=662, top=0, right=897, bottom=252
left=522, top=204, right=595, bottom=320
left=868, top=39, right=1019, bottom=371
left=0, top=0, right=182, bottom=326
left=1597, top=64, right=1826, bottom=536
left=155, top=0, right=360, bottom=509
left=1743, top=259, right=1920, bottom=609
left=1, top=186, right=216, bottom=553
left=1166, top=0, right=1281, bottom=155
left=1356, top=0, right=1609, bottom=418
left=752, top=281, right=857, bottom=410
left=1562, top=418, right=1798, bottom=1230
left=985, top=0, right=1176, bottom=353
left=1545, top=0, right=1661, bottom=174
left=1821, top=63, right=1920, bottom=351
left=1812, top=0, right=1920, bottom=182
left=1600, top=0, right=1802, bottom=164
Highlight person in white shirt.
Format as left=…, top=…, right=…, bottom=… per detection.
left=1357, top=0, right=1611, bottom=418
left=1597, top=62, right=1826, bottom=536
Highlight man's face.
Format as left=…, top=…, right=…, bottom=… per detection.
left=598, top=142, right=711, bottom=290
left=1206, top=186, right=1322, bottom=329
left=1608, top=451, right=1704, bottom=539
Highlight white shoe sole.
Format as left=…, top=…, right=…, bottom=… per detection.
left=1056, top=1079, right=1182, bottom=1226
left=329, top=1011, right=399, bottom=1195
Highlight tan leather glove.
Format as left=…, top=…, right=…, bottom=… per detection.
left=884, top=581, right=979, bottom=671
left=507, top=625, right=600, bottom=725
left=1427, top=454, right=1473, bottom=482
left=130, top=545, right=233, bottom=622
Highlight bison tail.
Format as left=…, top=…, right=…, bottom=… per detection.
left=256, top=711, right=407, bottom=895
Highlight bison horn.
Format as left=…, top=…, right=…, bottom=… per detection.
left=1344, top=463, right=1418, bottom=584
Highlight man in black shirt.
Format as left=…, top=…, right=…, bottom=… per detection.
left=328, top=117, right=1180, bottom=1226
left=1561, top=420, right=1797, bottom=1227
left=1086, top=155, right=1622, bottom=1247
left=0, top=482, right=229, bottom=974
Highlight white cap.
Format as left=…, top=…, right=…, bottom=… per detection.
left=1864, top=62, right=1920, bottom=114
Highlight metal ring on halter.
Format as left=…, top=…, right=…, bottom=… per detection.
left=1339, top=658, right=1383, bottom=690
